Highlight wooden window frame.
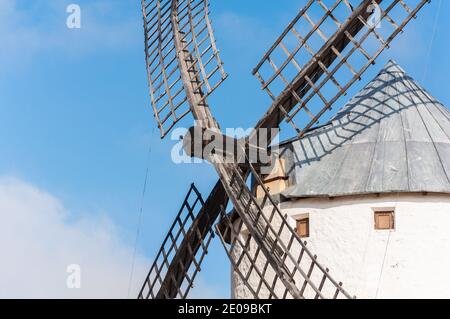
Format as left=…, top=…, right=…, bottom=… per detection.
left=374, top=211, right=395, bottom=230
left=296, top=217, right=310, bottom=238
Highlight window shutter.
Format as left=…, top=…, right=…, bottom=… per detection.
left=375, top=211, right=395, bottom=230
left=296, top=218, right=310, bottom=238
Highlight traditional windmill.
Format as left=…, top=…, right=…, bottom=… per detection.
left=137, top=0, right=433, bottom=299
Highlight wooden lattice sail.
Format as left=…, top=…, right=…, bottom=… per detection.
left=139, top=0, right=431, bottom=299
left=142, top=0, right=227, bottom=138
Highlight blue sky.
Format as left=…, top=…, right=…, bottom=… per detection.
left=0, top=0, right=448, bottom=298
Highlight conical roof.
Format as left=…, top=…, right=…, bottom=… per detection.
left=283, top=60, right=450, bottom=198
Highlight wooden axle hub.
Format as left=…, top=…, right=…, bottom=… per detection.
left=182, top=126, right=276, bottom=169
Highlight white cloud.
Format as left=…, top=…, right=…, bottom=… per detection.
left=0, top=177, right=149, bottom=299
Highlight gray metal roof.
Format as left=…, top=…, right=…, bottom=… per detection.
left=281, top=60, right=450, bottom=199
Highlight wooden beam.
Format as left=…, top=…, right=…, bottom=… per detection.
left=254, top=0, right=382, bottom=133
left=155, top=181, right=228, bottom=299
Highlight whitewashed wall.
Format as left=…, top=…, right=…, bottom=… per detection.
left=233, top=193, right=450, bottom=299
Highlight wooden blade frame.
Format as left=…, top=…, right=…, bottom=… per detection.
left=140, top=0, right=430, bottom=300
left=215, top=155, right=353, bottom=299
left=138, top=184, right=212, bottom=299
left=139, top=181, right=228, bottom=299
left=253, top=0, right=430, bottom=137
left=217, top=211, right=348, bottom=299
left=142, top=0, right=227, bottom=138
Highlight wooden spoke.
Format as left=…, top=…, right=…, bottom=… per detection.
left=140, top=0, right=430, bottom=300
left=138, top=183, right=228, bottom=299
left=253, top=0, right=430, bottom=138
left=215, top=154, right=353, bottom=299
left=142, top=0, right=227, bottom=138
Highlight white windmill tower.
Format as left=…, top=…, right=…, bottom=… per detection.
left=234, top=60, right=450, bottom=299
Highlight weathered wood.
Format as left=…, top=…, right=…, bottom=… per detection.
left=138, top=184, right=211, bottom=299
left=215, top=155, right=353, bottom=299
left=140, top=0, right=431, bottom=300
left=253, top=0, right=381, bottom=133
left=142, top=0, right=227, bottom=138
left=252, top=0, right=429, bottom=140
left=156, top=182, right=228, bottom=299
left=170, top=0, right=328, bottom=294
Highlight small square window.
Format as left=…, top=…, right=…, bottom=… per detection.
left=374, top=211, right=395, bottom=230
left=296, top=217, right=310, bottom=238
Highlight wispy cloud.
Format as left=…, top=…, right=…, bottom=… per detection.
left=0, top=0, right=141, bottom=69
left=0, top=176, right=149, bottom=298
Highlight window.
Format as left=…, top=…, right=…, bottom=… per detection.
left=296, top=217, right=310, bottom=238
left=374, top=211, right=395, bottom=230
